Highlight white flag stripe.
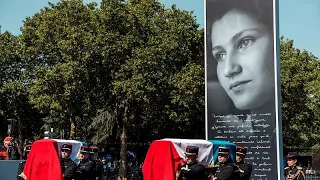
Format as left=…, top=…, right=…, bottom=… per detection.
left=160, top=138, right=213, bottom=166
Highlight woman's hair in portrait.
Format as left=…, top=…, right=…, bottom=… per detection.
left=206, top=0, right=274, bottom=81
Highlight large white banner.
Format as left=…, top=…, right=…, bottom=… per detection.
left=205, top=0, right=283, bottom=179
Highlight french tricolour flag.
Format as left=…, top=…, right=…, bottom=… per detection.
left=142, top=138, right=214, bottom=180
left=23, top=139, right=82, bottom=180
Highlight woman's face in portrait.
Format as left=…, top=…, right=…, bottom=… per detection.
left=211, top=10, right=274, bottom=111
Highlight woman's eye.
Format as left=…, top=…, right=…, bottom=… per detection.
left=213, top=52, right=226, bottom=62
left=238, top=38, right=255, bottom=49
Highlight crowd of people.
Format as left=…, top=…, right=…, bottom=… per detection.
left=0, top=138, right=24, bottom=160
left=175, top=146, right=306, bottom=180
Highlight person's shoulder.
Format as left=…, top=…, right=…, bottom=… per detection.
left=222, top=163, right=236, bottom=170
left=296, top=166, right=303, bottom=170
left=229, top=163, right=244, bottom=172
left=227, top=163, right=238, bottom=167
left=284, top=166, right=290, bottom=170
left=194, top=163, right=206, bottom=169
left=217, top=164, right=235, bottom=174
left=71, top=160, right=77, bottom=166
left=88, top=160, right=95, bottom=166
left=191, top=163, right=206, bottom=172
left=64, top=159, right=76, bottom=166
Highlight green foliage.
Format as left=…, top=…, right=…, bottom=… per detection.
left=1, top=0, right=319, bottom=168
left=88, top=109, right=117, bottom=144
left=21, top=0, right=105, bottom=138
left=168, top=62, right=205, bottom=138
left=3, top=0, right=204, bottom=147
left=280, top=36, right=320, bottom=148
left=0, top=30, right=43, bottom=140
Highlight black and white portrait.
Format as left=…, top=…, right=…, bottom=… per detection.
left=205, top=0, right=281, bottom=179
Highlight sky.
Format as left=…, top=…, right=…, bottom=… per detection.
left=0, top=0, right=319, bottom=58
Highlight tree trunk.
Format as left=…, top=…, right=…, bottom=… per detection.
left=118, top=105, right=128, bottom=180
left=70, top=117, right=75, bottom=140
left=17, top=116, right=23, bottom=145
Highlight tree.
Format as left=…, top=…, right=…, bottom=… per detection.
left=168, top=62, right=205, bottom=138
left=4, top=0, right=320, bottom=177
left=97, top=0, right=203, bottom=178
left=20, top=0, right=104, bottom=139
left=0, top=29, right=43, bottom=142
left=280, top=36, right=320, bottom=149
left=19, top=0, right=204, bottom=179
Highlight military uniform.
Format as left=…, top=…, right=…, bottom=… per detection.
left=89, top=146, right=103, bottom=180
left=16, top=144, right=32, bottom=180
left=95, top=160, right=103, bottom=180
left=76, top=146, right=95, bottom=180
left=77, top=159, right=95, bottom=180
left=17, top=161, right=27, bottom=180
left=205, top=164, right=219, bottom=180
left=60, top=143, right=77, bottom=180
left=61, top=157, right=77, bottom=180
left=236, top=161, right=252, bottom=180
left=236, top=146, right=252, bottom=180
left=284, top=165, right=305, bottom=180
left=177, top=146, right=207, bottom=180
left=215, top=163, right=241, bottom=180
left=215, top=146, right=240, bottom=180
left=178, top=162, right=207, bottom=180
left=284, top=152, right=305, bottom=180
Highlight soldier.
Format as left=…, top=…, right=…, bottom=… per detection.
left=176, top=145, right=207, bottom=180
left=89, top=146, right=103, bottom=180
left=76, top=146, right=95, bottom=180
left=61, top=143, right=77, bottom=180
left=284, top=152, right=306, bottom=180
left=17, top=144, right=32, bottom=180
left=215, top=146, right=240, bottom=180
left=205, top=163, right=219, bottom=180
left=235, top=146, right=252, bottom=180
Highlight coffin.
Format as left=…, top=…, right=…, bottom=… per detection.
left=143, top=138, right=237, bottom=180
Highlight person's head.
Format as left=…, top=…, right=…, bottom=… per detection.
left=217, top=146, right=229, bottom=163
left=8, top=139, right=17, bottom=149
left=24, top=144, right=32, bottom=158
left=184, top=146, right=199, bottom=164
left=78, top=146, right=89, bottom=161
left=236, top=146, right=247, bottom=162
left=287, top=152, right=298, bottom=167
left=89, top=146, right=99, bottom=160
left=207, top=0, right=274, bottom=111
left=61, top=143, right=72, bottom=159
